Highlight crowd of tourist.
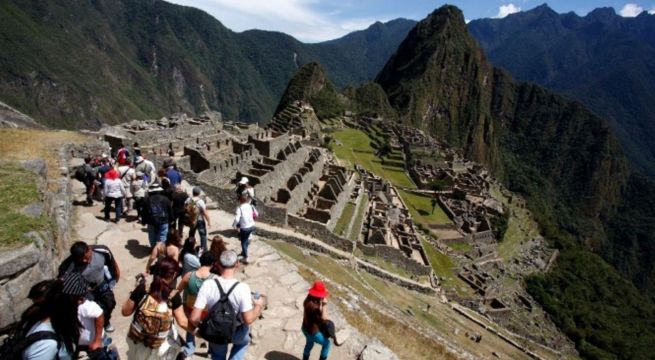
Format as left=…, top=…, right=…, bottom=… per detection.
left=2, top=145, right=339, bottom=360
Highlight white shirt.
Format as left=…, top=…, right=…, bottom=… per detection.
left=144, top=160, right=156, bottom=184
left=233, top=203, right=256, bottom=229
left=194, top=276, right=253, bottom=315
left=117, top=166, right=135, bottom=196
left=103, top=178, right=126, bottom=198
left=78, top=300, right=104, bottom=346
left=193, top=197, right=207, bottom=221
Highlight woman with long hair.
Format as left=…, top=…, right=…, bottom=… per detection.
left=209, top=235, right=227, bottom=275
left=20, top=276, right=83, bottom=359
left=122, top=257, right=188, bottom=359
left=180, top=236, right=200, bottom=275
left=146, top=228, right=182, bottom=274
left=302, top=281, right=332, bottom=360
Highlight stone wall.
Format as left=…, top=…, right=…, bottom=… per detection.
left=326, top=172, right=357, bottom=231
left=251, top=146, right=309, bottom=201
left=357, top=243, right=432, bottom=276
left=288, top=215, right=354, bottom=252
left=0, top=146, right=79, bottom=331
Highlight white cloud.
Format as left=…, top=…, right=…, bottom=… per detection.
left=619, top=3, right=644, bottom=17
left=496, top=3, right=521, bottom=18
left=649, top=6, right=655, bottom=14
left=166, top=0, right=377, bottom=42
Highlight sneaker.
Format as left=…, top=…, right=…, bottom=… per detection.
left=105, top=324, right=115, bottom=333
left=241, top=258, right=249, bottom=265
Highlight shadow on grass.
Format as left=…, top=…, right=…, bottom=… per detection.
left=264, top=351, right=300, bottom=360
left=125, top=239, right=151, bottom=259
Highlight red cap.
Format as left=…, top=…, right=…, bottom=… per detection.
left=308, top=280, right=328, bottom=298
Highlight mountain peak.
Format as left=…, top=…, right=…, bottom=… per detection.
left=585, top=7, right=617, bottom=21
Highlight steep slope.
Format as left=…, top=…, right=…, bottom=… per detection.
left=0, top=0, right=414, bottom=129
left=468, top=5, right=655, bottom=176
left=376, top=5, right=655, bottom=358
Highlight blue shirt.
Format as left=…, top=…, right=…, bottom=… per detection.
left=23, top=321, right=73, bottom=360
left=166, top=168, right=183, bottom=187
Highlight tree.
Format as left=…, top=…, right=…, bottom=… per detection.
left=431, top=196, right=438, bottom=214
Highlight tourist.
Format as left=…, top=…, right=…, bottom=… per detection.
left=171, top=184, right=189, bottom=235
left=188, top=187, right=211, bottom=252
left=131, top=171, right=148, bottom=222
left=65, top=273, right=107, bottom=358
left=81, top=156, right=96, bottom=206
left=180, top=236, right=201, bottom=275
left=27, top=279, right=58, bottom=305
left=302, top=280, right=333, bottom=360
left=19, top=275, right=82, bottom=360
left=102, top=168, right=126, bottom=223
left=146, top=228, right=183, bottom=274
left=143, top=183, right=173, bottom=248
left=166, top=163, right=183, bottom=187
left=189, top=250, right=264, bottom=360
left=235, top=177, right=255, bottom=205
left=208, top=236, right=228, bottom=275
left=177, top=251, right=216, bottom=358
left=135, top=155, right=156, bottom=185
left=233, top=195, right=256, bottom=265
left=117, top=157, right=135, bottom=215
left=115, top=143, right=130, bottom=166
left=133, top=142, right=141, bottom=161
left=122, top=257, right=187, bottom=359
left=58, top=241, right=120, bottom=333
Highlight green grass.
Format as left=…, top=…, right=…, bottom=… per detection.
left=420, top=239, right=471, bottom=295
left=334, top=202, right=356, bottom=236
left=447, top=242, right=474, bottom=252
left=348, top=193, right=369, bottom=241
left=398, top=190, right=452, bottom=230
left=332, top=128, right=415, bottom=188
left=0, top=163, right=48, bottom=249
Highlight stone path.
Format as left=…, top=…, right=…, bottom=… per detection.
left=70, top=179, right=394, bottom=360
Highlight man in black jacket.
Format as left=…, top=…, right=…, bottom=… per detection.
left=142, top=183, right=174, bottom=247
left=58, top=241, right=121, bottom=333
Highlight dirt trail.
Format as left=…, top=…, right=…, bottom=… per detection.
left=70, top=179, right=390, bottom=360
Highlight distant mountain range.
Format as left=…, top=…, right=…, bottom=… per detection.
left=468, top=4, right=655, bottom=176
left=0, top=0, right=414, bottom=128
left=374, top=6, right=655, bottom=358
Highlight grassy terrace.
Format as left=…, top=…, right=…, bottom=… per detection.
left=348, top=193, right=369, bottom=241
left=398, top=189, right=452, bottom=227
left=0, top=163, right=49, bottom=249
left=333, top=202, right=356, bottom=237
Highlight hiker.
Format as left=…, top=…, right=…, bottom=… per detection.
left=233, top=195, right=256, bottom=265
left=302, top=280, right=337, bottom=360
left=118, top=158, right=135, bottom=215
left=116, top=143, right=130, bottom=166
left=146, top=228, right=183, bottom=274
left=143, top=183, right=174, bottom=248
left=133, top=142, right=141, bottom=162
left=77, top=156, right=96, bottom=206
left=58, top=241, right=120, bottom=333
left=135, top=156, right=156, bottom=185
left=177, top=251, right=216, bottom=358
left=209, top=236, right=228, bottom=275
left=171, top=184, right=189, bottom=235
left=189, top=250, right=264, bottom=360
left=17, top=276, right=81, bottom=360
left=188, top=187, right=211, bottom=252
left=64, top=273, right=111, bottom=358
left=103, top=168, right=126, bottom=223
left=180, top=237, right=201, bottom=275
left=166, top=163, right=183, bottom=188
left=235, top=177, right=255, bottom=205
left=96, top=156, right=112, bottom=194
left=122, top=257, right=188, bottom=359
left=131, top=171, right=148, bottom=223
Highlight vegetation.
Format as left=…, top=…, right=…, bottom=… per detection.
left=334, top=202, right=356, bottom=237
left=490, top=211, right=510, bottom=241
left=0, top=163, right=49, bottom=249
left=348, top=194, right=369, bottom=241
left=398, top=190, right=452, bottom=228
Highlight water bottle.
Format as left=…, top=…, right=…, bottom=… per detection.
left=253, top=291, right=261, bottom=300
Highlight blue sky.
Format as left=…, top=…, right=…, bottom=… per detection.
left=167, top=1, right=655, bottom=42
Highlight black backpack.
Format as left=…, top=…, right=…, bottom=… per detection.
left=147, top=197, right=168, bottom=225
left=0, top=329, right=62, bottom=360
left=74, top=165, right=87, bottom=182
left=199, top=280, right=240, bottom=344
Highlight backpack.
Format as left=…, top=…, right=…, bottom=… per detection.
left=183, top=199, right=199, bottom=227
left=0, top=329, right=62, bottom=360
left=148, top=197, right=168, bottom=225
left=199, top=280, right=240, bottom=344
left=127, top=294, right=173, bottom=349
left=74, top=165, right=87, bottom=182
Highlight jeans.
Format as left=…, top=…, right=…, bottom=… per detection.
left=208, top=325, right=250, bottom=360
left=183, top=331, right=196, bottom=357
left=302, top=329, right=331, bottom=359
left=104, top=197, right=122, bottom=222
left=189, top=220, right=208, bottom=251
left=147, top=223, right=169, bottom=247
left=238, top=227, right=255, bottom=260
